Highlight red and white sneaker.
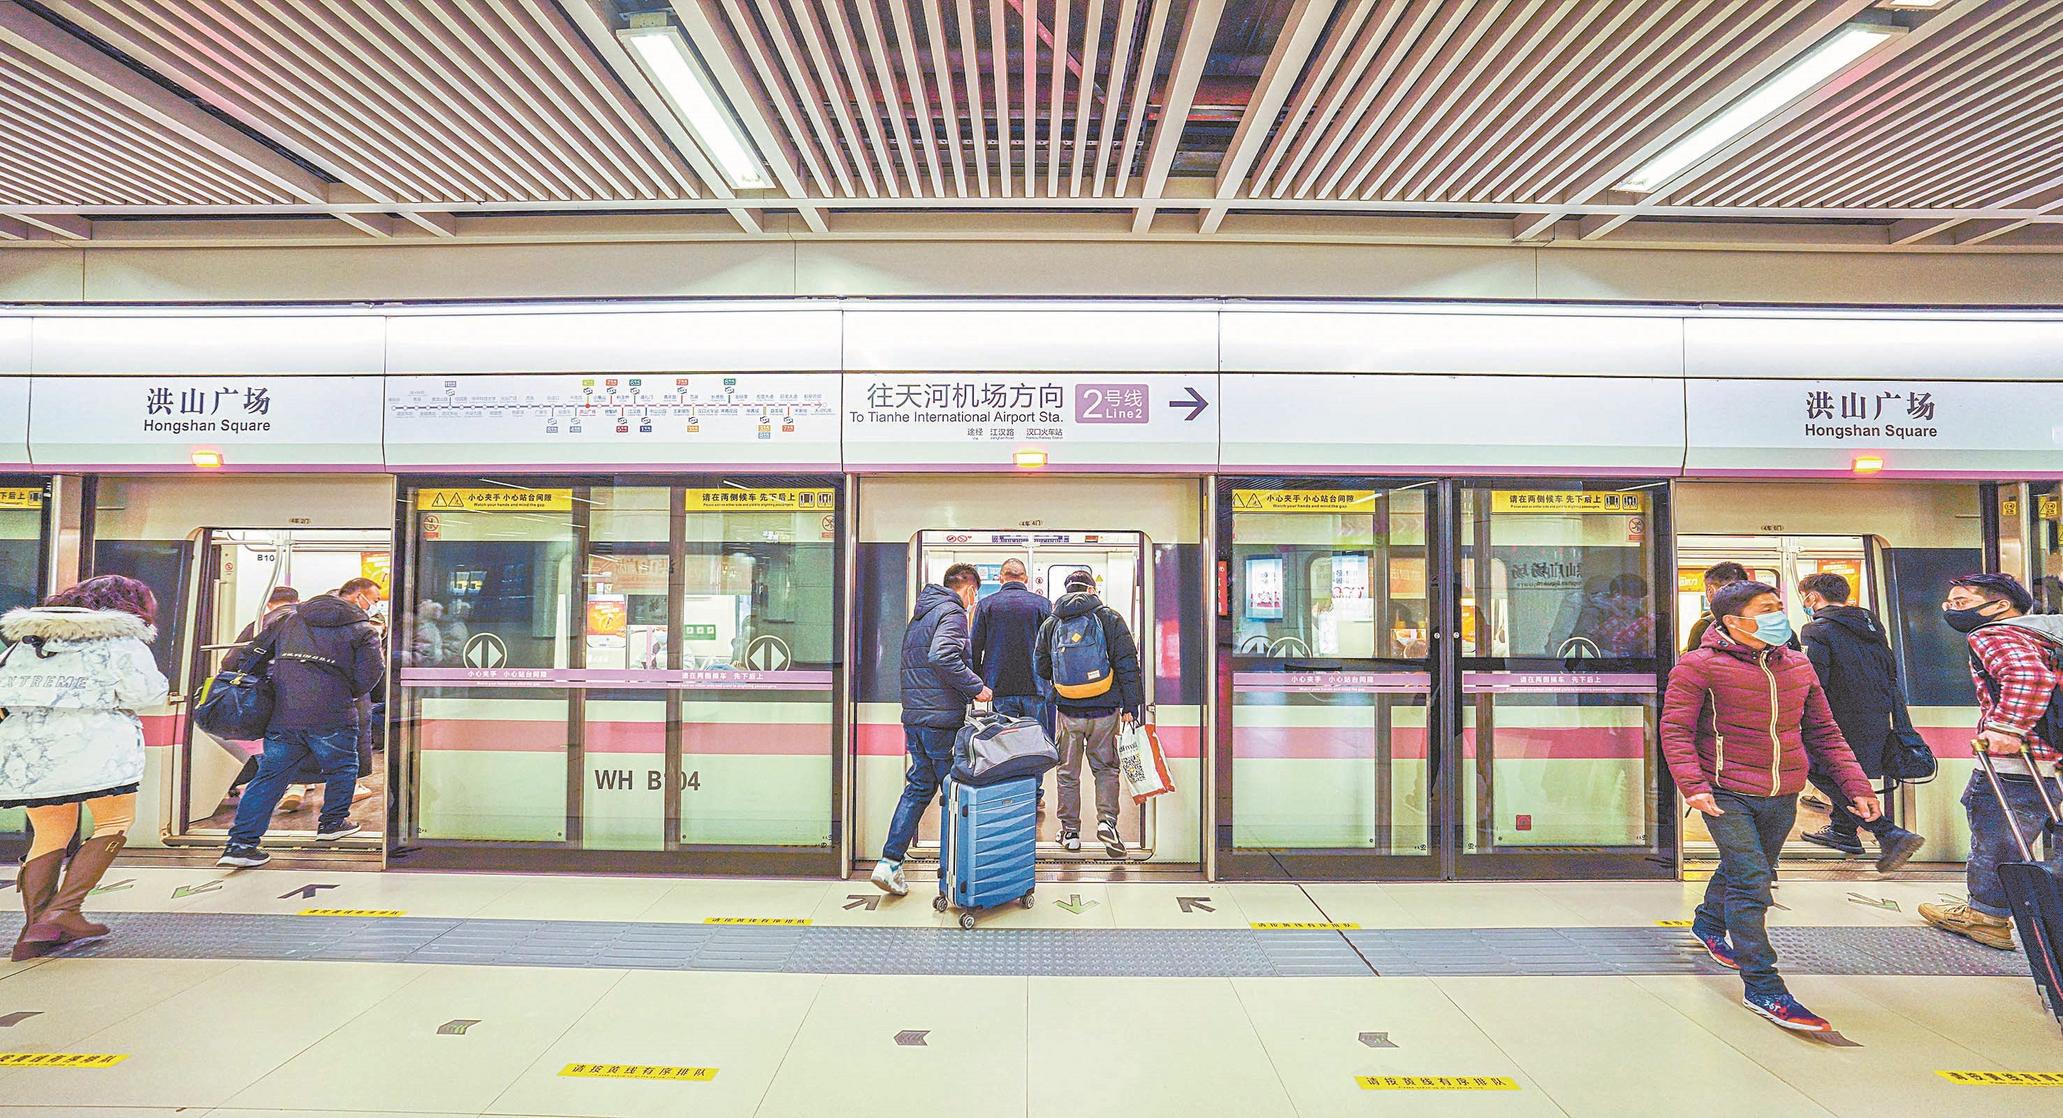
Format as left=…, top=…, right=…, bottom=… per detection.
left=1742, top=992, right=1831, bottom=1033
left=1696, top=931, right=1739, bottom=970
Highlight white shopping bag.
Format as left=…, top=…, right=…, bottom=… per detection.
left=1116, top=722, right=1174, bottom=803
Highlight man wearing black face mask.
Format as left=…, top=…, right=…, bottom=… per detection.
left=1919, top=573, right=2063, bottom=951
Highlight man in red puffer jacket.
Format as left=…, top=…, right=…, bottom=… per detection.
left=1660, top=580, right=1881, bottom=1035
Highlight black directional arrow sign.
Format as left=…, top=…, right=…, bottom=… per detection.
left=843, top=894, right=881, bottom=911
left=1176, top=896, right=1215, bottom=913
left=894, top=1030, right=929, bottom=1047
left=0, top=1011, right=43, bottom=1028
left=280, top=883, right=339, bottom=900
left=1168, top=385, right=1209, bottom=421
left=1359, top=1031, right=1398, bottom=1049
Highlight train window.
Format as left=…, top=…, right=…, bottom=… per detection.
left=91, top=539, right=194, bottom=686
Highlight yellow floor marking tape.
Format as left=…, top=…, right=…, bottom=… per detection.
left=299, top=908, right=406, bottom=917
left=1937, top=1071, right=2063, bottom=1086
left=704, top=917, right=810, bottom=925
left=1357, top=1075, right=1519, bottom=1091
left=1656, top=919, right=1694, bottom=927
left=0, top=1053, right=128, bottom=1068
left=1251, top=921, right=1360, bottom=930
left=560, top=1063, right=717, bottom=1081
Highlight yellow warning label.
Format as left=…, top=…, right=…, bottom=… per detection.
left=1357, top=1076, right=1519, bottom=1091
left=1492, top=490, right=1647, bottom=515
left=415, top=487, right=572, bottom=513
left=2043, top=495, right=2062, bottom=521
left=1656, top=919, right=1694, bottom=927
left=1937, top=1071, right=2063, bottom=1087
left=1251, top=921, right=1361, bottom=931
left=683, top=487, right=835, bottom=512
left=1231, top=489, right=1379, bottom=514
left=704, top=917, right=810, bottom=926
left=0, top=1053, right=128, bottom=1068
left=560, top=1063, right=718, bottom=1081
left=299, top=908, right=406, bottom=918
left=0, top=487, right=41, bottom=510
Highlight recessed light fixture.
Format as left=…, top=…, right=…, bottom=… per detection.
left=1618, top=24, right=1897, bottom=193
left=191, top=450, right=224, bottom=469
left=1851, top=454, right=1885, bottom=475
left=617, top=21, right=774, bottom=190
left=1013, top=450, right=1049, bottom=469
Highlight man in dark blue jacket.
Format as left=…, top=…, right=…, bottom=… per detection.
left=219, top=578, right=386, bottom=867
left=973, top=557, right=1054, bottom=733
left=873, top=563, right=990, bottom=896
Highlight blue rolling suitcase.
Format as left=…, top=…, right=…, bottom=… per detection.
left=934, top=775, right=1039, bottom=929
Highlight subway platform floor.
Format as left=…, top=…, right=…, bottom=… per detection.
left=1, top=868, right=2059, bottom=1117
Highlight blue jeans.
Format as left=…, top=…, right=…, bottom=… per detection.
left=228, top=728, right=361, bottom=847
left=1962, top=769, right=2063, bottom=917
left=881, top=725, right=958, bottom=863
left=1693, top=791, right=1796, bottom=999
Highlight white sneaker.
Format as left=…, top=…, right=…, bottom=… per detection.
left=1098, top=820, right=1127, bottom=858
left=870, top=859, right=908, bottom=896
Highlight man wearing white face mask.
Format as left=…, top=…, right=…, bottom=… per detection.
left=1660, top=580, right=1880, bottom=1034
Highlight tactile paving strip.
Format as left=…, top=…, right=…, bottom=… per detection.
left=0, top=913, right=2030, bottom=979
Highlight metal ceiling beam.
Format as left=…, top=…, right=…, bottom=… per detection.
left=3, top=211, right=90, bottom=238
left=1574, top=0, right=1995, bottom=242
left=1130, top=0, right=1226, bottom=234
left=671, top=0, right=829, bottom=232
left=1511, top=0, right=1878, bottom=243
left=0, top=0, right=330, bottom=204
left=1200, top=0, right=1339, bottom=235
left=561, top=0, right=762, bottom=234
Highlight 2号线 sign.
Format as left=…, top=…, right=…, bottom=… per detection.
left=842, top=373, right=1216, bottom=469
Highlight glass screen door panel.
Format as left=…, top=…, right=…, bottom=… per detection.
left=1220, top=481, right=1438, bottom=875
left=400, top=486, right=578, bottom=844
left=1457, top=484, right=1670, bottom=873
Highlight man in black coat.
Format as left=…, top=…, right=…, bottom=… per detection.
left=219, top=578, right=386, bottom=867
left=1798, top=572, right=1927, bottom=872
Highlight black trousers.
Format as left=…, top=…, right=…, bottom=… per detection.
left=1806, top=769, right=1894, bottom=836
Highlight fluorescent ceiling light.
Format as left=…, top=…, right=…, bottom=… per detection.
left=617, top=23, right=773, bottom=190
left=1617, top=24, right=1896, bottom=193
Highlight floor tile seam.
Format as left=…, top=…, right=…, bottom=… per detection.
left=479, top=968, right=635, bottom=1117
left=1608, top=975, right=1844, bottom=1118
left=749, top=972, right=833, bottom=1118
left=1416, top=975, right=1577, bottom=1117
left=1827, top=977, right=2027, bottom=1071
left=213, top=959, right=458, bottom=1111
left=1223, top=975, right=1314, bottom=1117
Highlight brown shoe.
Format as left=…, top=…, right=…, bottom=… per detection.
left=21, top=833, right=125, bottom=948
left=1919, top=900, right=2015, bottom=950
left=10, top=851, right=62, bottom=961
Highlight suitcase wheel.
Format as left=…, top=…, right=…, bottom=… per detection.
left=933, top=894, right=949, bottom=913
left=1019, top=891, right=1036, bottom=909
left=959, top=912, right=978, bottom=930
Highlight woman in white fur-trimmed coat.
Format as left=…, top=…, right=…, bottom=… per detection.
left=0, top=575, right=168, bottom=960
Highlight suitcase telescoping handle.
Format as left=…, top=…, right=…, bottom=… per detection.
left=1975, top=744, right=2063, bottom=863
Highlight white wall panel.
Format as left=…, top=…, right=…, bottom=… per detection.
left=1684, top=378, right=2063, bottom=477
left=0, top=378, right=28, bottom=466
left=1220, top=373, right=1685, bottom=474
left=384, top=305, right=842, bottom=373
left=0, top=318, right=29, bottom=373
left=1684, top=315, right=2063, bottom=380
left=1219, top=307, right=1683, bottom=375
left=30, top=314, right=384, bottom=374
left=841, top=303, right=1218, bottom=371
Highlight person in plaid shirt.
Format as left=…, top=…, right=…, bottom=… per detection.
left=1919, top=573, right=2063, bottom=950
